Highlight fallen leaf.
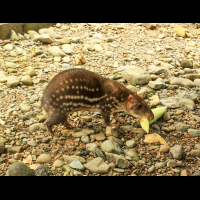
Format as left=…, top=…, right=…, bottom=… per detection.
left=144, top=133, right=167, bottom=145
left=29, top=164, right=40, bottom=170
left=22, top=155, right=32, bottom=165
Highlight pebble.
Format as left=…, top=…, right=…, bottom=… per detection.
left=125, top=140, right=136, bottom=148
left=8, top=162, right=33, bottom=176
left=0, top=142, right=5, bottom=154
left=1, top=23, right=200, bottom=176
left=86, top=143, right=98, bottom=152
left=105, top=126, right=119, bottom=137
left=62, top=155, right=86, bottom=164
left=101, top=140, right=122, bottom=154
left=170, top=145, right=185, bottom=160
left=48, top=46, right=66, bottom=57
left=69, top=159, right=85, bottom=170
left=35, top=164, right=52, bottom=176
left=36, top=154, right=52, bottom=163
left=106, top=153, right=131, bottom=168
left=124, top=149, right=140, bottom=161
left=29, top=123, right=47, bottom=132
left=84, top=157, right=111, bottom=174
left=148, top=165, right=155, bottom=173
left=7, top=76, right=21, bottom=87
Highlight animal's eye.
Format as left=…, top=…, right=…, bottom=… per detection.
left=136, top=104, right=142, bottom=108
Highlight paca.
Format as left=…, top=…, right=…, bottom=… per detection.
left=41, top=69, right=154, bottom=135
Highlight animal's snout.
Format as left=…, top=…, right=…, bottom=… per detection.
left=146, top=111, right=154, bottom=121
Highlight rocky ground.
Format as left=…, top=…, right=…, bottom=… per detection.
left=1, top=23, right=200, bottom=176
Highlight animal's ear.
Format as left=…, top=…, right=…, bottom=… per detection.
left=128, top=94, right=134, bottom=100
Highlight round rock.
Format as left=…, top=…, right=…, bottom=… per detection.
left=36, top=154, right=52, bottom=163
left=8, top=162, right=33, bottom=176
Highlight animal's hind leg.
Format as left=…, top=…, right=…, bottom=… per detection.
left=45, top=112, right=65, bottom=136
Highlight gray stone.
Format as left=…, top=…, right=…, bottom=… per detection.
left=7, top=76, right=21, bottom=87
left=160, top=98, right=181, bottom=108
left=124, top=149, right=140, bottom=161
left=106, top=126, right=119, bottom=137
left=28, top=30, right=39, bottom=38
left=178, top=98, right=196, bottom=110
left=148, top=81, right=166, bottom=89
left=7, top=146, right=21, bottom=154
left=10, top=30, right=19, bottom=40
left=36, top=154, right=52, bottom=163
left=121, top=66, right=151, bottom=85
left=0, top=142, right=5, bottom=154
left=91, top=132, right=106, bottom=141
left=86, top=143, right=98, bottom=152
left=148, top=165, right=155, bottom=173
left=27, top=141, right=37, bottom=146
left=194, top=79, right=200, bottom=87
left=29, top=123, right=47, bottom=132
left=35, top=164, right=52, bottom=176
left=81, top=135, right=90, bottom=143
left=32, top=149, right=43, bottom=156
left=26, top=68, right=36, bottom=77
left=69, top=159, right=85, bottom=170
left=48, top=46, right=66, bottom=57
left=71, top=37, right=81, bottom=43
left=148, top=65, right=167, bottom=74
left=167, top=160, right=180, bottom=167
left=190, top=149, right=200, bottom=157
left=19, top=104, right=30, bottom=112
left=94, top=44, right=103, bottom=52
left=155, top=162, right=165, bottom=169
left=93, top=148, right=106, bottom=161
left=58, top=37, right=71, bottom=44
left=174, top=122, right=189, bottom=132
left=14, top=153, right=22, bottom=160
left=126, top=140, right=136, bottom=148
left=163, top=112, right=170, bottom=121
left=188, top=129, right=200, bottom=137
left=33, top=34, right=52, bottom=44
left=181, top=59, right=193, bottom=68
left=169, top=77, right=195, bottom=87
left=101, top=140, right=122, bottom=154
left=8, top=162, right=33, bottom=176
left=3, top=44, right=13, bottom=51
left=5, top=62, right=17, bottom=68
left=62, top=155, right=86, bottom=163
left=72, top=129, right=94, bottom=138
left=62, top=56, right=71, bottom=63
left=106, top=153, right=131, bottom=168
left=62, top=47, right=74, bottom=55
left=170, top=145, right=185, bottom=160
left=38, top=28, right=62, bottom=39
left=84, top=157, right=111, bottom=174
left=19, top=134, right=28, bottom=139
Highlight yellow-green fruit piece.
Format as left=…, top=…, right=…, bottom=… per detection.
left=140, top=117, right=150, bottom=133
left=140, top=106, right=166, bottom=133
left=149, top=106, right=166, bottom=125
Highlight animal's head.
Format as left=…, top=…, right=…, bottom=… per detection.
left=124, top=93, right=154, bottom=121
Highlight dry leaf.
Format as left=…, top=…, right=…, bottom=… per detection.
left=29, top=164, right=40, bottom=170
left=144, top=133, right=167, bottom=145
left=22, top=155, right=32, bottom=165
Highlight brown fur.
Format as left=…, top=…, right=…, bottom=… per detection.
left=41, top=69, right=154, bottom=135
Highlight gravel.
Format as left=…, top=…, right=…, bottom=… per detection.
left=1, top=23, right=200, bottom=176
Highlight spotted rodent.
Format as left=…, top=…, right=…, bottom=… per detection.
left=41, top=68, right=154, bottom=135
